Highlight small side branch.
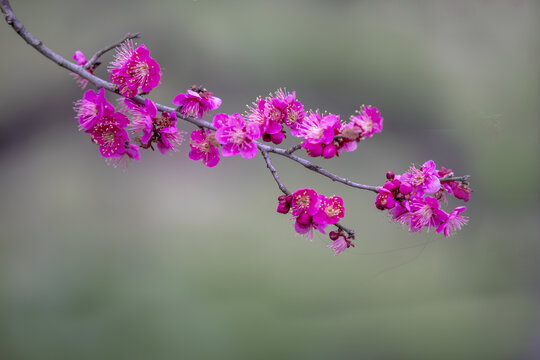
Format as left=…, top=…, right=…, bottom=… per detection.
left=261, top=150, right=290, bottom=195
left=440, top=175, right=470, bottom=183
left=85, top=32, right=140, bottom=69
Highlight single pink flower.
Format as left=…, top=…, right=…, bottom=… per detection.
left=297, top=111, right=339, bottom=146
left=155, top=112, right=184, bottom=154
left=328, top=236, right=354, bottom=256
left=90, top=112, right=130, bottom=158
left=375, top=188, right=396, bottom=210
left=291, top=188, right=320, bottom=217
left=173, top=86, right=221, bottom=119
left=74, top=88, right=114, bottom=132
left=349, top=105, right=383, bottom=140
left=188, top=129, right=220, bottom=167
left=401, top=160, right=441, bottom=194
left=436, top=206, right=468, bottom=237
left=313, top=195, right=345, bottom=226
left=124, top=98, right=157, bottom=143
left=213, top=113, right=260, bottom=159
left=109, top=41, right=161, bottom=98
left=409, top=196, right=448, bottom=232
left=451, top=181, right=472, bottom=202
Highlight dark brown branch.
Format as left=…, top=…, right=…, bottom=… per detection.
left=85, top=32, right=140, bottom=69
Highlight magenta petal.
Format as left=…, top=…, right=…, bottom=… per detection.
left=215, top=127, right=229, bottom=144
left=172, top=93, right=187, bottom=107
left=203, top=149, right=220, bottom=167
left=208, top=96, right=222, bottom=110
left=265, top=121, right=282, bottom=135
left=425, top=177, right=441, bottom=194
left=294, top=221, right=310, bottom=234
left=213, top=113, right=230, bottom=129
left=188, top=148, right=203, bottom=161
left=246, top=122, right=261, bottom=140
left=221, top=143, right=236, bottom=157
left=239, top=142, right=257, bottom=159
left=144, top=98, right=158, bottom=118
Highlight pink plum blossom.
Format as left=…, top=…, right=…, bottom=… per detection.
left=313, top=195, right=345, bottom=226
left=349, top=105, right=383, bottom=140
left=173, top=86, right=221, bottom=119
left=436, top=206, right=468, bottom=237
left=74, top=88, right=114, bottom=132
left=328, top=236, right=354, bottom=256
left=401, top=160, right=441, bottom=194
left=291, top=188, right=320, bottom=217
left=213, top=113, right=260, bottom=159
left=109, top=41, right=161, bottom=98
left=409, top=196, right=448, bottom=232
left=188, top=129, right=220, bottom=167
left=90, top=112, right=130, bottom=158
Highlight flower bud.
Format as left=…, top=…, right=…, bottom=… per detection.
left=305, top=143, right=323, bottom=157
left=329, top=231, right=340, bottom=241
left=399, top=182, right=413, bottom=195
left=270, top=131, right=285, bottom=144
left=323, top=144, right=337, bottom=159
left=276, top=202, right=291, bottom=214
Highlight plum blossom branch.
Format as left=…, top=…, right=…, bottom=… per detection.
left=85, top=32, right=140, bottom=69
left=2, top=0, right=471, bottom=254
left=0, top=0, right=382, bottom=195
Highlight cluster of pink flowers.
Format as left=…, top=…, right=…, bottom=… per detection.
left=296, top=105, right=383, bottom=159
left=68, top=38, right=472, bottom=254
left=243, top=89, right=383, bottom=159
left=245, top=89, right=306, bottom=145
left=123, top=98, right=184, bottom=154
left=277, top=189, right=351, bottom=255
left=74, top=88, right=140, bottom=167
left=73, top=42, right=227, bottom=168
left=375, top=160, right=472, bottom=236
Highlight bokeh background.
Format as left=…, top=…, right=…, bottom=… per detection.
left=1, top=0, right=539, bottom=359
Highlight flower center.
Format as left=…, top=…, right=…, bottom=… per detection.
left=325, top=206, right=340, bottom=217
left=297, top=195, right=310, bottom=208
left=231, top=129, right=245, bottom=144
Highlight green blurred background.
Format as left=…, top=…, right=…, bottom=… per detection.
left=1, top=0, right=539, bottom=359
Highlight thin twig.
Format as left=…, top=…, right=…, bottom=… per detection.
left=285, top=144, right=302, bottom=154
left=85, top=32, right=140, bottom=69
left=260, top=150, right=290, bottom=195
left=440, top=175, right=470, bottom=183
